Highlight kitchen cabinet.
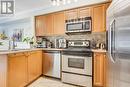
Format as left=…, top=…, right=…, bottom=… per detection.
left=92, top=4, right=106, bottom=32
left=44, top=14, right=53, bottom=36
left=28, top=50, right=42, bottom=82
left=94, top=53, right=106, bottom=87
left=78, top=7, right=92, bottom=18
left=53, top=11, right=65, bottom=35
left=65, top=7, right=92, bottom=20
left=65, top=9, right=78, bottom=20
left=35, top=16, right=47, bottom=36
left=35, top=12, right=65, bottom=36
left=43, top=52, right=52, bottom=75
left=35, top=3, right=109, bottom=36
left=7, top=50, right=43, bottom=87
left=8, top=53, right=28, bottom=87
left=35, top=14, right=53, bottom=36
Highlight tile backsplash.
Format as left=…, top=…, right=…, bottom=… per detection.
left=37, top=32, right=106, bottom=48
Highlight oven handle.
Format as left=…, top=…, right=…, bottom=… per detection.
left=62, top=54, right=92, bottom=59
left=62, top=52, right=92, bottom=57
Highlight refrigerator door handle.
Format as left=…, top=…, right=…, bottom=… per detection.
left=109, top=19, right=116, bottom=63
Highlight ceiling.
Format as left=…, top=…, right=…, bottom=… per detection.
left=15, top=0, right=51, bottom=13
left=0, top=0, right=108, bottom=23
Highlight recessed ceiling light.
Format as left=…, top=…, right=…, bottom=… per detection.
left=51, top=0, right=78, bottom=6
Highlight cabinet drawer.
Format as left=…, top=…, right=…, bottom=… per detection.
left=62, top=72, right=92, bottom=87
left=8, top=53, right=26, bottom=57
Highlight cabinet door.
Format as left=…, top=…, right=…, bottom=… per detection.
left=35, top=15, right=47, bottom=36
left=45, top=14, right=53, bottom=36
left=35, top=51, right=43, bottom=76
left=28, top=51, right=42, bottom=82
left=53, top=11, right=65, bottom=35
left=94, top=53, right=106, bottom=87
left=78, top=7, right=92, bottom=18
left=43, top=52, right=53, bottom=74
left=65, top=9, right=78, bottom=20
left=92, top=4, right=106, bottom=32
left=8, top=53, right=27, bottom=87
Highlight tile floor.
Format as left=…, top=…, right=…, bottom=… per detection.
left=28, top=77, right=79, bottom=87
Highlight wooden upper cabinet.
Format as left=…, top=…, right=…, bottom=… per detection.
left=92, top=4, right=106, bottom=32
left=35, top=14, right=53, bottom=36
left=78, top=7, right=92, bottom=18
left=53, top=11, right=65, bottom=35
left=8, top=53, right=28, bottom=87
left=65, top=9, right=78, bottom=20
left=94, top=53, right=106, bottom=87
left=65, top=7, right=92, bottom=20
left=35, top=16, right=46, bottom=36
left=44, top=14, right=53, bottom=36
left=35, top=3, right=108, bottom=36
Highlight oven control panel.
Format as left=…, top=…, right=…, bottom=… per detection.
left=68, top=40, right=90, bottom=48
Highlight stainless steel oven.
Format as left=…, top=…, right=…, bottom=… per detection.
left=62, top=51, right=92, bottom=87
left=61, top=40, right=92, bottom=87
left=62, top=51, right=92, bottom=75
left=65, top=17, right=91, bottom=33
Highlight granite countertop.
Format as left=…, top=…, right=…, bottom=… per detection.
left=0, top=48, right=64, bottom=55
left=0, top=48, right=106, bottom=55
left=0, top=48, right=42, bottom=55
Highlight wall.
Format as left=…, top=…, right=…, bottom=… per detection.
left=0, top=17, right=35, bottom=40
left=39, top=32, right=106, bottom=49
left=0, top=27, right=3, bottom=34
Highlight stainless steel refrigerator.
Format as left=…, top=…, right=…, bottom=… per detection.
left=107, top=0, right=130, bottom=87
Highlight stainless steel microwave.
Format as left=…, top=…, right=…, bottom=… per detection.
left=65, top=17, right=92, bottom=33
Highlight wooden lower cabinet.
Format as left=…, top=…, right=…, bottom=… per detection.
left=28, top=51, right=42, bottom=82
left=8, top=53, right=28, bottom=87
left=7, top=50, right=42, bottom=87
left=94, top=53, right=106, bottom=87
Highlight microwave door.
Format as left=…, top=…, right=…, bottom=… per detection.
left=66, top=23, right=83, bottom=32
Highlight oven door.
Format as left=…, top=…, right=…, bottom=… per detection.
left=66, top=22, right=83, bottom=33
left=62, top=54, right=92, bottom=76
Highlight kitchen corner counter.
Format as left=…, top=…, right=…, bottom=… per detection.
left=0, top=48, right=107, bottom=55
left=92, top=49, right=107, bottom=53
left=0, top=48, right=65, bottom=55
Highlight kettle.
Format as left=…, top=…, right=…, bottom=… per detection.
left=99, top=43, right=105, bottom=49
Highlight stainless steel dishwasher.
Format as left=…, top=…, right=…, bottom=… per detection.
left=43, top=50, right=61, bottom=79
